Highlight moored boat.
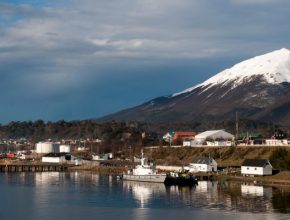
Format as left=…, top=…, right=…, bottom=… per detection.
left=122, top=150, right=166, bottom=183
left=164, top=171, right=198, bottom=186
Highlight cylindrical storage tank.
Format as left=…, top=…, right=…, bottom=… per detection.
left=53, top=143, right=60, bottom=153
left=59, top=145, right=71, bottom=153
left=36, top=143, right=42, bottom=153
left=36, top=142, right=58, bottom=154
left=59, top=145, right=65, bottom=152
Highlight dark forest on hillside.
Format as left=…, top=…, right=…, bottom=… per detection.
left=0, top=119, right=287, bottom=144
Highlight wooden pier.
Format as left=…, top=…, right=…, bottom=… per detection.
left=194, top=173, right=217, bottom=181
left=0, top=163, right=72, bottom=172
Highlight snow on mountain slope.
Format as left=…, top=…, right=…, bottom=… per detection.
left=99, top=48, right=290, bottom=125
left=172, top=48, right=290, bottom=97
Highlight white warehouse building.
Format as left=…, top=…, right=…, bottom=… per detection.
left=36, top=142, right=60, bottom=154
left=192, top=130, right=234, bottom=146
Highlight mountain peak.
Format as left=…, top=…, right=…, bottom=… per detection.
left=172, top=48, right=290, bottom=97
left=276, top=47, right=290, bottom=53
left=266, top=48, right=290, bottom=59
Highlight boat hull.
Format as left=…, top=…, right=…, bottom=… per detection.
left=122, top=174, right=166, bottom=183
left=164, top=176, right=198, bottom=186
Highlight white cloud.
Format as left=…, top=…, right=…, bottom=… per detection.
left=90, top=38, right=143, bottom=49
left=1, top=0, right=290, bottom=96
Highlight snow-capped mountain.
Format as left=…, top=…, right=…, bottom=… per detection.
left=173, top=48, right=290, bottom=97
left=100, top=48, right=290, bottom=125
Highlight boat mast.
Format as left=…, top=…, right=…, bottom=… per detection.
left=141, top=149, right=145, bottom=166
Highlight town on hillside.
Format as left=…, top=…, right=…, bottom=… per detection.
left=0, top=124, right=290, bottom=183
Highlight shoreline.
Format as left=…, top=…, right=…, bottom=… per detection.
left=69, top=165, right=290, bottom=187
left=1, top=161, right=290, bottom=187
left=216, top=173, right=290, bottom=187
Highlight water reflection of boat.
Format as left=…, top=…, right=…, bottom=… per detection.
left=123, top=150, right=166, bottom=183
left=123, top=181, right=166, bottom=208
left=195, top=181, right=217, bottom=193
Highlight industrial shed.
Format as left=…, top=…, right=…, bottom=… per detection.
left=193, top=130, right=234, bottom=146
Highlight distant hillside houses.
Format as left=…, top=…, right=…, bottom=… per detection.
left=265, top=139, right=289, bottom=146
left=163, top=131, right=195, bottom=143
left=163, top=129, right=290, bottom=147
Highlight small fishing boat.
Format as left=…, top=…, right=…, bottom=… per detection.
left=164, top=171, right=198, bottom=186
left=122, top=150, right=166, bottom=183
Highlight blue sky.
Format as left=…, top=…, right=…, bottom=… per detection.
left=0, top=0, right=290, bottom=124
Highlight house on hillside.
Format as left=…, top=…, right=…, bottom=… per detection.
left=265, top=139, right=288, bottom=146
left=241, top=159, right=273, bottom=176
left=92, top=153, right=113, bottom=161
left=173, top=132, right=195, bottom=141
left=191, top=130, right=234, bottom=146
left=163, top=131, right=195, bottom=145
left=184, top=157, right=217, bottom=173
left=19, top=152, right=34, bottom=160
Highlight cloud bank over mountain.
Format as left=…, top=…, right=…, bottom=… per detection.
left=0, top=0, right=290, bottom=122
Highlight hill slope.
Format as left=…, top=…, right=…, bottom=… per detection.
left=100, top=48, right=290, bottom=125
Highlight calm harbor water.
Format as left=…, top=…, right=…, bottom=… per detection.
left=0, top=172, right=290, bottom=220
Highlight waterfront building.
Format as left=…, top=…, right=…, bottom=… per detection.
left=241, top=159, right=273, bottom=176
left=42, top=153, right=70, bottom=163
left=184, top=157, right=217, bottom=173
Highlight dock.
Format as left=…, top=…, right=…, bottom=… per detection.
left=194, top=173, right=217, bottom=181
left=0, top=163, right=73, bottom=172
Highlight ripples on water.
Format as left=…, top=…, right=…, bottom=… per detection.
left=0, top=172, right=290, bottom=220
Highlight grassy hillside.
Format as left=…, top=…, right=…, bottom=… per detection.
left=144, top=146, right=290, bottom=167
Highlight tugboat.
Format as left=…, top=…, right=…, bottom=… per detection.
left=122, top=150, right=166, bottom=183
left=164, top=170, right=198, bottom=186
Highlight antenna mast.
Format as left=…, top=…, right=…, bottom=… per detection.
left=235, top=111, right=239, bottom=140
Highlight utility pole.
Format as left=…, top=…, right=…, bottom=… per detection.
left=235, top=111, right=239, bottom=142
left=219, top=147, right=222, bottom=168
